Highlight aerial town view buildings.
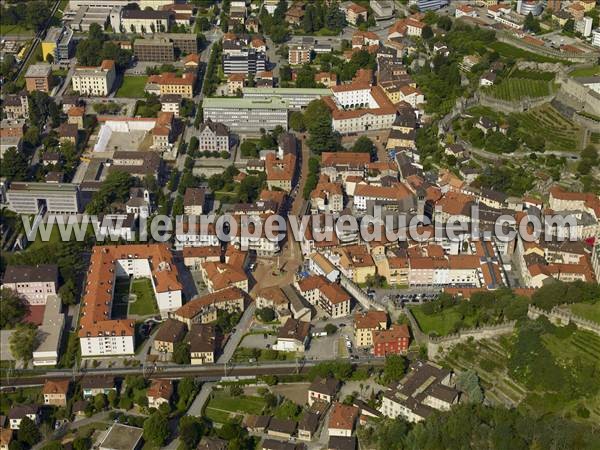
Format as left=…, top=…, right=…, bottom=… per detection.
left=0, top=0, right=599, bottom=449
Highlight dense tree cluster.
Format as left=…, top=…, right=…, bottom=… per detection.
left=358, top=403, right=600, bottom=450
left=0, top=288, right=29, bottom=329
left=300, top=1, right=346, bottom=34
left=85, top=170, right=134, bottom=214
left=75, top=24, right=131, bottom=69
left=0, top=1, right=52, bottom=32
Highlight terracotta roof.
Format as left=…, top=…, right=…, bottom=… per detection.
left=42, top=379, right=69, bottom=395
left=277, top=317, right=310, bottom=341
left=182, top=246, right=221, bottom=259
left=175, top=287, right=245, bottom=319
left=319, top=284, right=351, bottom=305
left=354, top=310, right=388, bottom=330
left=322, top=152, right=370, bottom=168
left=79, top=245, right=181, bottom=338
left=297, top=275, right=328, bottom=292
left=373, top=323, right=410, bottom=345
left=354, top=183, right=413, bottom=201
left=328, top=403, right=359, bottom=430
left=100, top=59, right=115, bottom=71
left=147, top=379, right=173, bottom=400
left=68, top=106, right=85, bottom=117
left=347, top=2, right=367, bottom=13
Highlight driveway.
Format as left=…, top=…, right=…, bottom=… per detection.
left=187, top=381, right=215, bottom=416
left=217, top=302, right=256, bottom=364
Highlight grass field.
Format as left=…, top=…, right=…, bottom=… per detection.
left=513, top=103, right=583, bottom=152
left=111, top=278, right=131, bottom=318
left=570, top=66, right=600, bottom=78
left=485, top=78, right=554, bottom=101
left=204, top=391, right=266, bottom=423
left=567, top=303, right=600, bottom=324
left=129, top=278, right=158, bottom=316
left=489, top=42, right=568, bottom=64
left=0, top=23, right=34, bottom=36
left=115, top=76, right=148, bottom=98
left=410, top=305, right=477, bottom=337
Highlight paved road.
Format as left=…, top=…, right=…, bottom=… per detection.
left=217, top=302, right=256, bottom=364
left=187, top=381, right=216, bottom=416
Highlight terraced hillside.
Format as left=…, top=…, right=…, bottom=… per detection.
left=485, top=78, right=554, bottom=101
left=443, top=336, right=527, bottom=408
left=513, top=104, right=584, bottom=152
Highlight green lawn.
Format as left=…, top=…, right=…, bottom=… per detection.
left=115, top=76, right=148, bottom=98
left=129, top=278, right=158, bottom=316
left=111, top=278, right=131, bottom=318
left=567, top=303, right=600, bottom=324
left=410, top=305, right=477, bottom=337
left=204, top=391, right=266, bottom=423
left=570, top=66, right=600, bottom=78
left=485, top=78, right=554, bottom=101
left=489, top=42, right=568, bottom=64
left=0, top=23, right=34, bottom=36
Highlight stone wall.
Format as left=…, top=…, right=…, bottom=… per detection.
left=426, top=321, right=517, bottom=359
left=496, top=32, right=598, bottom=63
left=339, top=275, right=386, bottom=311
left=477, top=91, right=554, bottom=114
left=527, top=304, right=600, bottom=336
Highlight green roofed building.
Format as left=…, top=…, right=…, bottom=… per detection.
left=242, top=87, right=331, bottom=110
left=203, top=96, right=289, bottom=132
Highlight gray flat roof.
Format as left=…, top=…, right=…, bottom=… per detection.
left=9, top=182, right=79, bottom=192
left=25, top=64, right=52, bottom=78
left=243, top=87, right=331, bottom=96
left=203, top=96, right=288, bottom=109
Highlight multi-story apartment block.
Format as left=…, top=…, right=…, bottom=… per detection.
left=160, top=94, right=181, bottom=117
left=72, top=59, right=116, bottom=96
left=354, top=311, right=388, bottom=347
left=197, top=119, right=230, bottom=153
left=1, top=264, right=59, bottom=305
left=42, top=26, right=74, bottom=62
left=117, top=8, right=172, bottom=33
left=223, top=47, right=267, bottom=75
left=133, top=38, right=175, bottom=62
left=79, top=245, right=182, bottom=357
left=6, top=182, right=81, bottom=214
left=373, top=324, right=410, bottom=356
left=409, top=0, right=449, bottom=11
left=203, top=97, right=288, bottom=132
left=2, top=92, right=29, bottom=120
left=242, top=87, right=330, bottom=111
left=319, top=284, right=351, bottom=318
left=171, top=287, right=246, bottom=327
left=25, top=64, right=52, bottom=93
left=289, top=45, right=312, bottom=65
left=344, top=2, right=368, bottom=25
left=147, top=72, right=196, bottom=98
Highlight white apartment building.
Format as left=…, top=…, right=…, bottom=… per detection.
left=1, top=264, right=59, bottom=305
left=72, top=59, right=116, bottom=96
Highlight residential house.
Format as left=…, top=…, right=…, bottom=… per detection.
left=8, top=406, right=40, bottom=430
left=1, top=264, right=59, bottom=305
left=188, top=323, right=217, bottom=364
left=81, top=376, right=116, bottom=399
left=373, top=324, right=410, bottom=356
left=308, top=376, right=339, bottom=406
left=42, top=379, right=70, bottom=407
left=147, top=379, right=173, bottom=409
left=354, top=311, right=388, bottom=347
left=274, top=318, right=311, bottom=352
left=153, top=318, right=187, bottom=353
left=328, top=403, right=359, bottom=437
left=183, top=187, right=206, bottom=215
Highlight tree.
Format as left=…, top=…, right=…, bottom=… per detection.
left=280, top=65, right=292, bottom=82
left=295, top=64, right=317, bottom=88
left=438, top=15, right=452, bottom=31
left=143, top=412, right=170, bottom=446
left=524, top=12, right=541, bottom=33
left=455, top=370, right=484, bottom=404
left=305, top=99, right=340, bottom=154
left=72, top=436, right=92, bottom=450
left=41, top=442, right=63, bottom=450
left=0, top=147, right=28, bottom=181
left=422, top=24, right=434, bottom=39
left=177, top=377, right=196, bottom=405
left=324, top=323, right=338, bottom=335
left=289, top=111, right=306, bottom=132
left=85, top=170, right=134, bottom=214
left=94, top=393, right=107, bottom=411
left=173, top=342, right=190, bottom=364
left=9, top=326, right=38, bottom=363
left=229, top=384, right=243, bottom=397
left=0, top=288, right=29, bottom=329
left=17, top=417, right=41, bottom=447
left=382, top=354, right=407, bottom=384
left=256, top=307, right=275, bottom=323
left=179, top=416, right=207, bottom=449
left=352, top=136, right=376, bottom=158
